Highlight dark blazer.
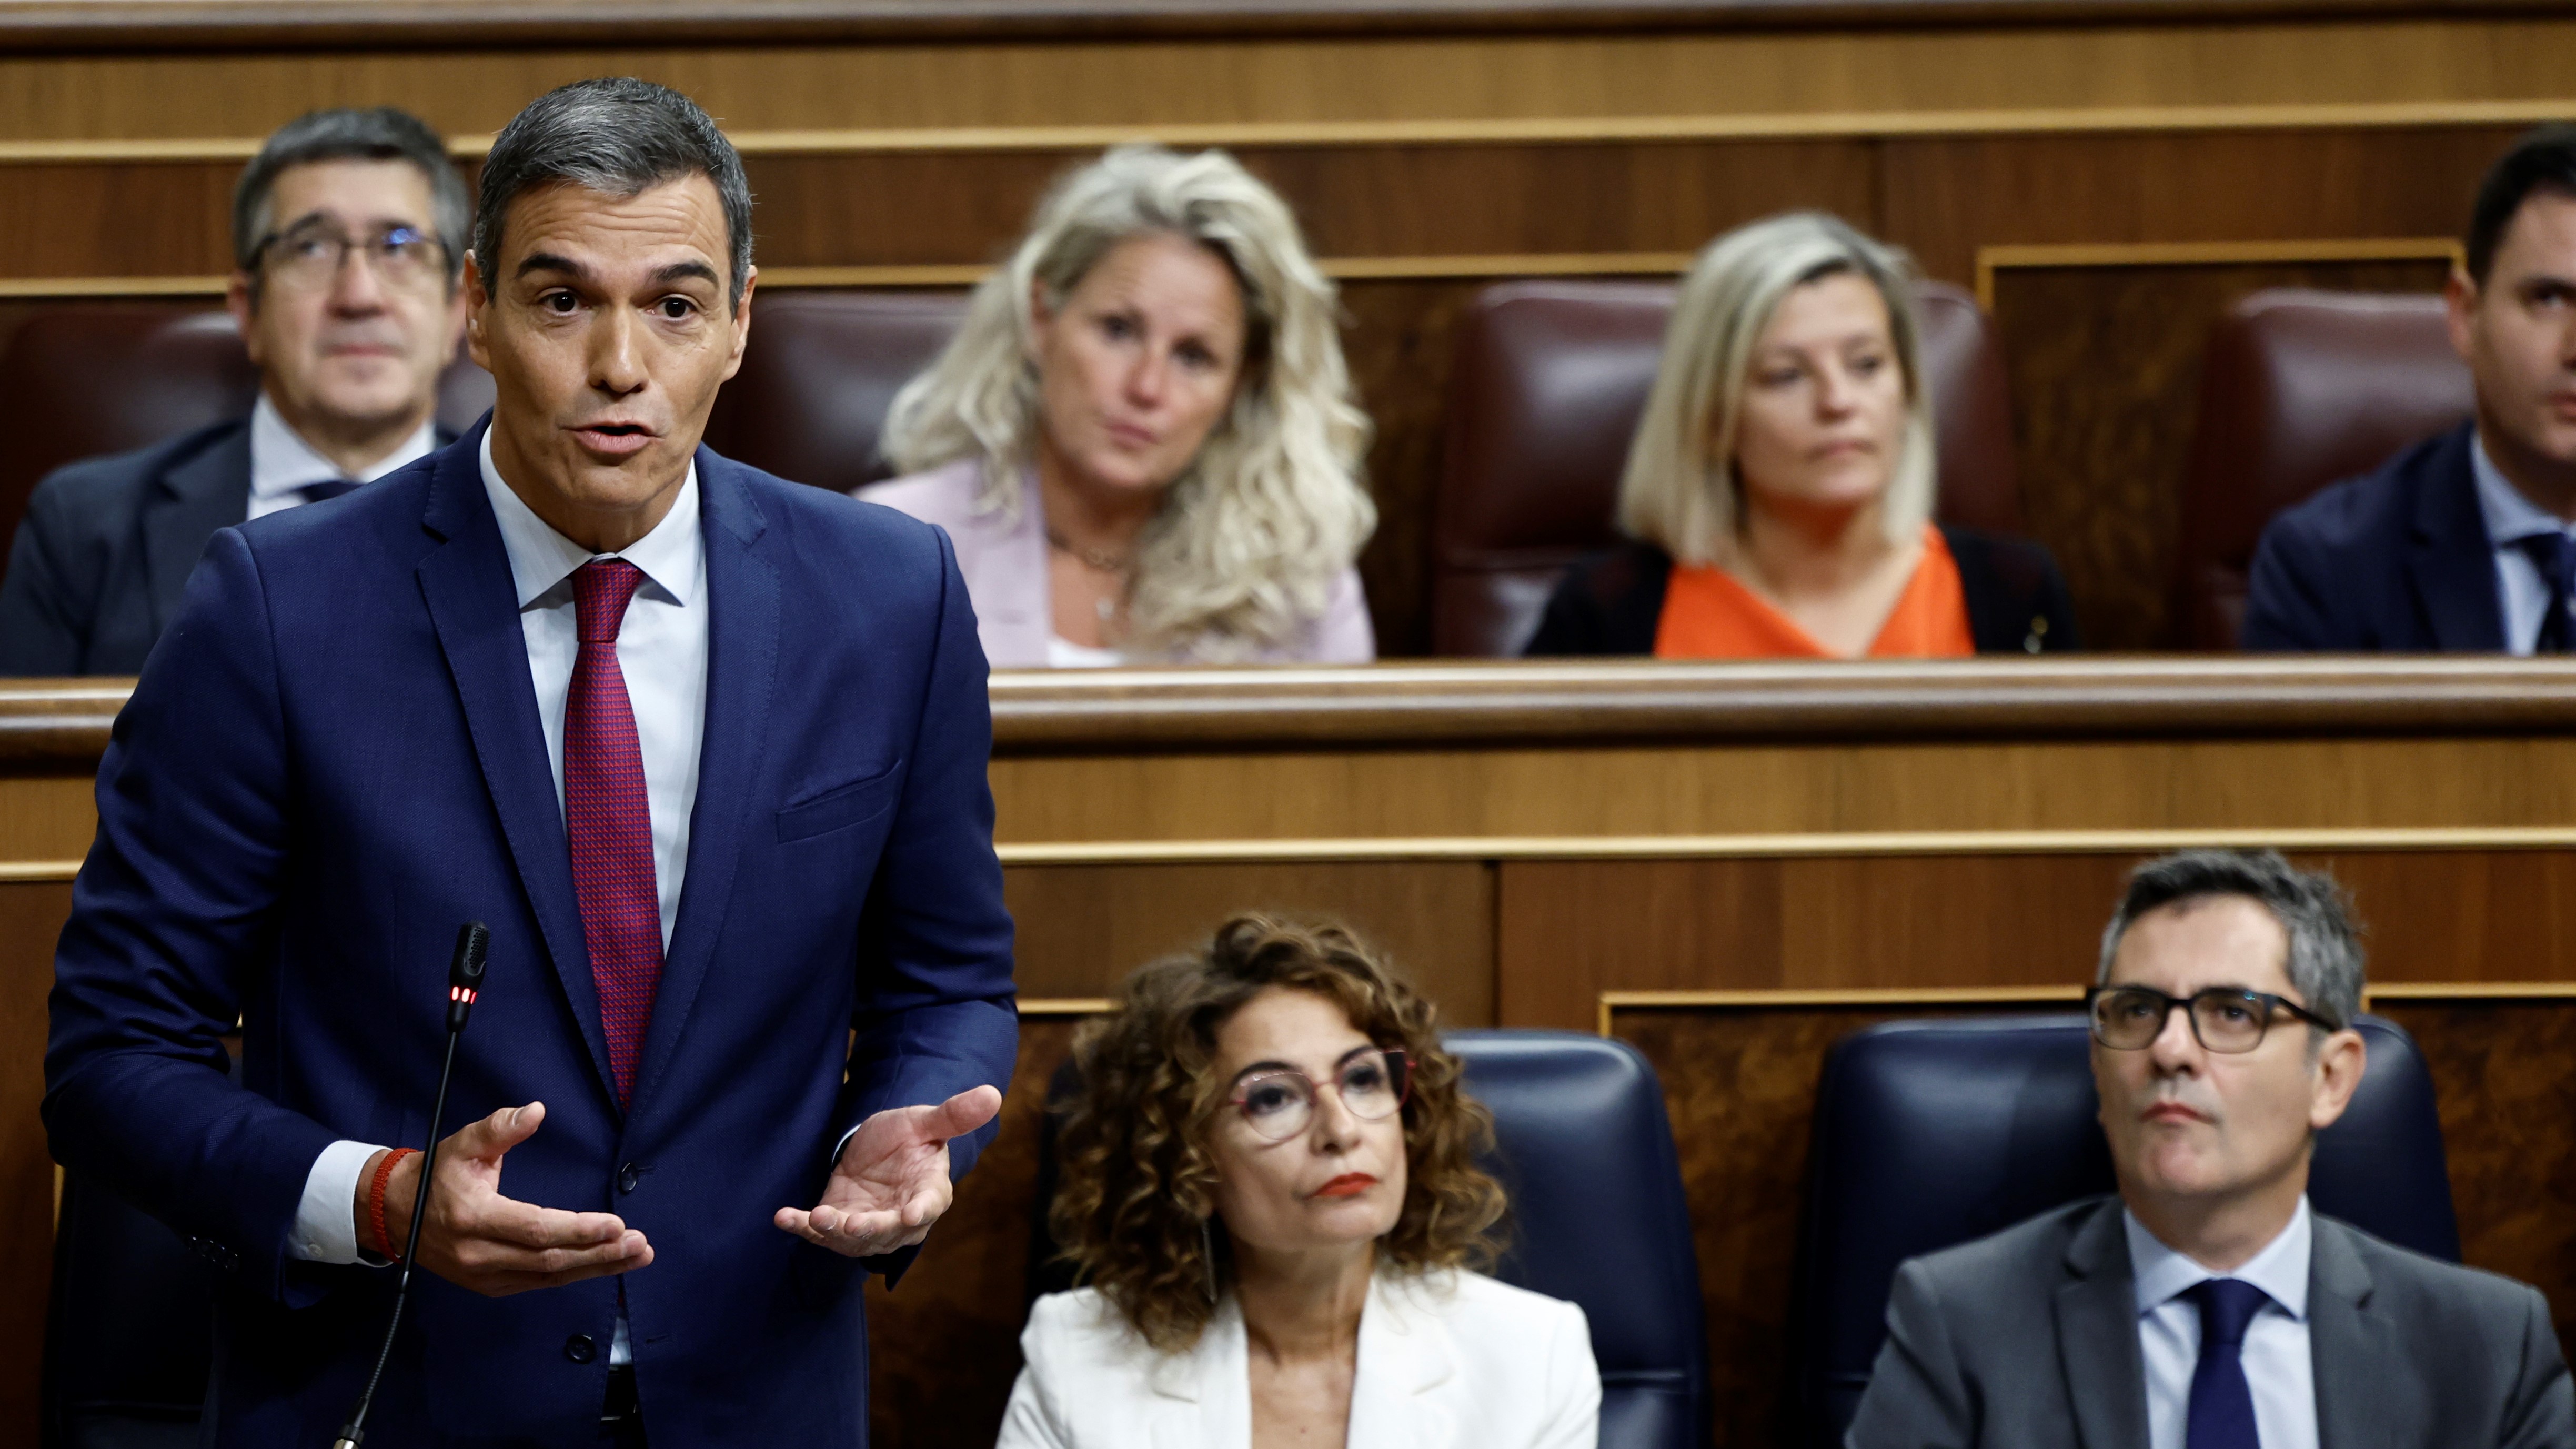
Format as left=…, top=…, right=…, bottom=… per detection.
left=0, top=416, right=459, bottom=677
left=1845, top=1195, right=2576, bottom=1449
left=43, top=420, right=1019, bottom=1446
left=2243, top=422, right=2505, bottom=651
left=1522, top=527, right=2081, bottom=657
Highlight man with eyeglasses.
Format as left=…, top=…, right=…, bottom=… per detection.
left=0, top=107, right=469, bottom=674
left=1848, top=848, right=2573, bottom=1449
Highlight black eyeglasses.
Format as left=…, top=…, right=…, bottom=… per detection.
left=257, top=221, right=444, bottom=291
left=2086, top=984, right=2336, bottom=1054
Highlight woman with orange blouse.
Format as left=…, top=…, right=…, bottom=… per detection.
left=1525, top=212, right=2078, bottom=659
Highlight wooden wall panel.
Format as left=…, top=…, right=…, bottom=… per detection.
left=862, top=1013, right=1081, bottom=1449
left=1993, top=254, right=2456, bottom=648
left=0, top=880, right=73, bottom=1436
left=0, top=778, right=97, bottom=866
left=1501, top=850, right=2576, bottom=1031
left=1003, top=860, right=1496, bottom=1023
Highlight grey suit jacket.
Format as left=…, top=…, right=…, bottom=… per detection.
left=1846, top=1196, right=2575, bottom=1449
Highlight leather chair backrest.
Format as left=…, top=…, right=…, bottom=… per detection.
left=1431, top=278, right=2025, bottom=657
left=2172, top=289, right=2474, bottom=649
left=0, top=304, right=493, bottom=569
left=1787, top=1013, right=2457, bottom=1447
left=1029, top=1029, right=1709, bottom=1449
left=700, top=290, right=969, bottom=494
left=43, top=1172, right=216, bottom=1447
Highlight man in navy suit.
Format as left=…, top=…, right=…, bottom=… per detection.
left=0, top=107, right=472, bottom=675
left=2247, top=125, right=2576, bottom=651
left=44, top=79, right=1016, bottom=1446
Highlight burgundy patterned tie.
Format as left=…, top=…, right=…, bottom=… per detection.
left=566, top=559, right=660, bottom=1109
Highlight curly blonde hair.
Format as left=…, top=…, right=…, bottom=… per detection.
left=1048, top=915, right=1506, bottom=1352
left=880, top=145, right=1376, bottom=660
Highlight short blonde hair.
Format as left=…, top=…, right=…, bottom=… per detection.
left=1617, top=212, right=1936, bottom=565
left=882, top=146, right=1375, bottom=659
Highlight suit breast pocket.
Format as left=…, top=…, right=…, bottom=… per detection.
left=774, top=766, right=901, bottom=844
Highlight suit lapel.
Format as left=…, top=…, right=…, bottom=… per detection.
left=2056, top=1201, right=2152, bottom=1449
left=626, top=448, right=777, bottom=1119
left=1346, top=1275, right=1457, bottom=1449
left=2310, top=1217, right=2404, bottom=1449
left=1151, top=1299, right=1249, bottom=1449
left=2405, top=425, right=2507, bottom=650
left=414, top=421, right=618, bottom=1104
left=142, top=422, right=251, bottom=631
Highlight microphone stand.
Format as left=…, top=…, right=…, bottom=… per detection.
left=333, top=921, right=488, bottom=1449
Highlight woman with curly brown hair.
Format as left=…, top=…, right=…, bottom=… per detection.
left=998, top=915, right=1599, bottom=1448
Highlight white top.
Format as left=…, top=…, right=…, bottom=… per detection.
left=243, top=393, right=438, bottom=520
left=2471, top=430, right=2576, bottom=655
left=289, top=435, right=711, bottom=1369
left=998, top=1269, right=1600, bottom=1449
left=2127, top=1196, right=2318, bottom=1449
left=1045, top=635, right=1126, bottom=668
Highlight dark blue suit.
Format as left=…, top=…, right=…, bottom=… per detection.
left=2243, top=422, right=2508, bottom=650
left=43, top=420, right=1018, bottom=1445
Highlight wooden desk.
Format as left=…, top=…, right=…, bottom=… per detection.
left=7, top=659, right=2575, bottom=1442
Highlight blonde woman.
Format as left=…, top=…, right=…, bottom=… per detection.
left=1525, top=212, right=2078, bottom=658
left=863, top=147, right=1376, bottom=667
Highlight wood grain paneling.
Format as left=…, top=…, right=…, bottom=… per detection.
left=0, top=777, right=96, bottom=865
left=1990, top=255, right=2453, bottom=648
left=1003, top=860, right=1496, bottom=1023
left=2377, top=996, right=2576, bottom=1355
left=1504, top=850, right=2576, bottom=1030
left=0, top=880, right=72, bottom=1435
left=862, top=1013, right=1081, bottom=1449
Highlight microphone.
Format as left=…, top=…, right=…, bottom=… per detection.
left=333, top=921, right=490, bottom=1449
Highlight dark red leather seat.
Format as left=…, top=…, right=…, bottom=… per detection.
left=0, top=304, right=492, bottom=559
left=1431, top=279, right=2024, bottom=657
left=2171, top=289, right=2474, bottom=650
left=701, top=290, right=970, bottom=494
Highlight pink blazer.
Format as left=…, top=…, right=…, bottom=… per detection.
left=857, top=459, right=1376, bottom=669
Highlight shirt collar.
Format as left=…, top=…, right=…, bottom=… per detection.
left=2125, top=1196, right=2311, bottom=1323
left=477, top=426, right=700, bottom=611
left=247, top=392, right=437, bottom=505
left=2472, top=429, right=2575, bottom=549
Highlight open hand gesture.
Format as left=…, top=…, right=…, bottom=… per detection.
left=368, top=1101, right=652, bottom=1297
left=773, top=1085, right=1002, bottom=1259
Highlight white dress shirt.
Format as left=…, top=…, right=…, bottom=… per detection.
left=2470, top=430, right=2576, bottom=655
left=288, top=431, right=709, bottom=1374
left=243, top=393, right=438, bottom=520
left=2128, top=1197, right=2318, bottom=1449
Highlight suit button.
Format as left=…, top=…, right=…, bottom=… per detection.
left=564, top=1334, right=597, bottom=1365
left=617, top=1162, right=641, bottom=1194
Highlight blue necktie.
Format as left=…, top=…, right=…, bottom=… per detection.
left=2521, top=532, right=2576, bottom=653
left=297, top=478, right=360, bottom=505
left=2185, top=1277, right=2270, bottom=1449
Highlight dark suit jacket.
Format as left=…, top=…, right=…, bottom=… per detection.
left=2243, top=422, right=2507, bottom=651
left=1845, top=1196, right=2576, bottom=1449
left=0, top=417, right=460, bottom=676
left=43, top=421, right=1019, bottom=1446
left=1521, top=527, right=2082, bottom=656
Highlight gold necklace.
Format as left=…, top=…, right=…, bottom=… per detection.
left=1045, top=526, right=1133, bottom=575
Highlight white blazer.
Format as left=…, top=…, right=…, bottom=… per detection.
left=995, top=1269, right=1601, bottom=1449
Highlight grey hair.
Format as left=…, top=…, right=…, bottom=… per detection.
left=474, top=78, right=754, bottom=309
left=233, top=107, right=470, bottom=291
left=881, top=145, right=1374, bottom=661
left=1616, top=211, right=1936, bottom=565
left=2095, top=849, right=2366, bottom=1032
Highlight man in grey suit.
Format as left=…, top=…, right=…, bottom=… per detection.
left=0, top=106, right=467, bottom=675
left=1848, top=849, right=2574, bottom=1449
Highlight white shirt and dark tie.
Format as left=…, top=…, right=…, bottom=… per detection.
left=2128, top=1196, right=2318, bottom=1449
left=2472, top=431, right=2576, bottom=655
left=289, top=429, right=709, bottom=1370
left=243, top=393, right=437, bottom=520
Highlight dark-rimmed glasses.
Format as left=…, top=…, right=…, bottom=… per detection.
left=1227, top=1047, right=1410, bottom=1141
left=2086, top=984, right=2334, bottom=1054
left=257, top=221, right=444, bottom=291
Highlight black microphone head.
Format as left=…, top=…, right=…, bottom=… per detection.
left=450, top=921, right=490, bottom=989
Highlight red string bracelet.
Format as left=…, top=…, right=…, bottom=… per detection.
left=367, top=1147, right=419, bottom=1259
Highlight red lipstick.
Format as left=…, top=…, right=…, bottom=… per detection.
left=1313, top=1173, right=1377, bottom=1199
